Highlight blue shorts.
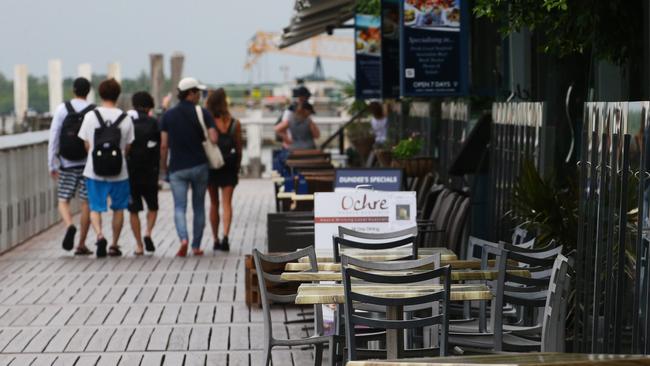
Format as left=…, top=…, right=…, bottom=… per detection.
left=86, top=179, right=131, bottom=212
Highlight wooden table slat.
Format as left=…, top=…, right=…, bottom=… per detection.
left=298, top=248, right=458, bottom=263
left=286, top=259, right=498, bottom=272
left=295, top=283, right=491, bottom=304
left=281, top=269, right=529, bottom=282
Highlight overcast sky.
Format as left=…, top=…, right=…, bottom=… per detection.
left=0, top=0, right=353, bottom=84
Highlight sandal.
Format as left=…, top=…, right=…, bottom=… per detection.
left=74, top=246, right=93, bottom=256
left=134, top=245, right=144, bottom=256
left=108, top=246, right=123, bottom=257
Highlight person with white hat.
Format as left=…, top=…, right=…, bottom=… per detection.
left=160, top=77, right=217, bottom=257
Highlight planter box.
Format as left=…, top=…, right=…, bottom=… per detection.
left=392, top=157, right=434, bottom=177
left=374, top=148, right=393, bottom=167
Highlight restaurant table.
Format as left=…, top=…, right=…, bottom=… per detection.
left=299, top=169, right=336, bottom=176
left=345, top=353, right=650, bottom=366
left=285, top=159, right=333, bottom=171
left=281, top=269, right=528, bottom=282
left=292, top=193, right=315, bottom=201
left=296, top=283, right=491, bottom=359
left=298, top=248, right=458, bottom=263
left=285, top=259, right=499, bottom=272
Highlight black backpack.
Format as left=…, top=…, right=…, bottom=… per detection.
left=219, top=118, right=239, bottom=166
left=58, top=102, right=96, bottom=160
left=128, top=113, right=160, bottom=172
left=92, top=110, right=127, bottom=177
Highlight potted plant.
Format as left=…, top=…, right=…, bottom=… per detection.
left=391, top=136, right=433, bottom=177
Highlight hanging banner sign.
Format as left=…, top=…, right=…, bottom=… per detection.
left=314, top=190, right=416, bottom=250
left=400, top=0, right=469, bottom=96
left=355, top=6, right=382, bottom=100
left=381, top=0, right=401, bottom=99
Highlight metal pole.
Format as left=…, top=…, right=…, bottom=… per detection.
left=613, top=134, right=631, bottom=352
left=633, top=108, right=648, bottom=353
left=576, top=103, right=591, bottom=351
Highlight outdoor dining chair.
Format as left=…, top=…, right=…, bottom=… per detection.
left=332, top=229, right=419, bottom=338
left=448, top=250, right=570, bottom=352
left=332, top=235, right=418, bottom=263
left=511, top=225, right=532, bottom=246
left=337, top=225, right=418, bottom=241
left=418, top=191, right=468, bottom=248
left=253, top=247, right=343, bottom=366
left=454, top=239, right=563, bottom=334
left=341, top=254, right=451, bottom=361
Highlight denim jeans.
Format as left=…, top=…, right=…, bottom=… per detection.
left=169, top=164, right=209, bottom=248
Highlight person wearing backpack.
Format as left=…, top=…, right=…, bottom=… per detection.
left=160, top=77, right=218, bottom=257
left=205, top=88, right=242, bottom=252
left=78, top=79, right=135, bottom=258
left=126, top=92, right=160, bottom=255
left=47, top=77, right=95, bottom=255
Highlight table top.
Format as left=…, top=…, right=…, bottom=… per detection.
left=281, top=268, right=528, bottom=282
left=295, top=283, right=491, bottom=304
left=285, top=259, right=498, bottom=272
left=292, top=193, right=315, bottom=201
left=345, top=353, right=650, bottom=366
left=285, top=159, right=333, bottom=168
left=277, top=192, right=294, bottom=199
left=298, top=248, right=458, bottom=263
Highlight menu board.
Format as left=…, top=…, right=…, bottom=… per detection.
left=314, top=191, right=416, bottom=250
left=355, top=1, right=382, bottom=100
left=381, top=0, right=401, bottom=99
left=400, top=0, right=469, bottom=96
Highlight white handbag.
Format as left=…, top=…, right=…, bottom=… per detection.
left=196, top=105, right=225, bottom=169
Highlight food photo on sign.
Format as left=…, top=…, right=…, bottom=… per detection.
left=355, top=0, right=382, bottom=99
left=404, top=0, right=460, bottom=30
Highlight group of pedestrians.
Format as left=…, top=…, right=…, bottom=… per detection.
left=48, top=76, right=242, bottom=258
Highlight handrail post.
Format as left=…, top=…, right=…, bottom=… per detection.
left=338, top=130, right=344, bottom=154
left=320, top=106, right=369, bottom=151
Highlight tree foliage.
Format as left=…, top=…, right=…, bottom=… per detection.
left=356, top=0, right=381, bottom=15
left=473, top=0, right=643, bottom=65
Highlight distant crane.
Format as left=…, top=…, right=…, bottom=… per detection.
left=244, top=31, right=353, bottom=81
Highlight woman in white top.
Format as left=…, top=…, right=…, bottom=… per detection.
left=369, top=101, right=388, bottom=146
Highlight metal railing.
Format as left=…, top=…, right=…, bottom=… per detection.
left=439, top=101, right=470, bottom=185
left=574, top=101, right=650, bottom=354
left=320, top=107, right=369, bottom=153
left=488, top=102, right=545, bottom=241
left=0, top=131, right=60, bottom=252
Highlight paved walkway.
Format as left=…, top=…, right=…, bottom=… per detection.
left=0, top=180, right=315, bottom=366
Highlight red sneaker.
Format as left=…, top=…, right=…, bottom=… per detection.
left=192, top=248, right=204, bottom=256
left=176, top=244, right=188, bottom=257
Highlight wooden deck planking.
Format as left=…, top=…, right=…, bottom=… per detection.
left=0, top=180, right=319, bottom=365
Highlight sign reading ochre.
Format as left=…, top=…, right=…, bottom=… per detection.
left=314, top=191, right=416, bottom=250
left=400, top=0, right=469, bottom=96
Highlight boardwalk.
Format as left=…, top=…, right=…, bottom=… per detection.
left=0, top=180, right=315, bottom=366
